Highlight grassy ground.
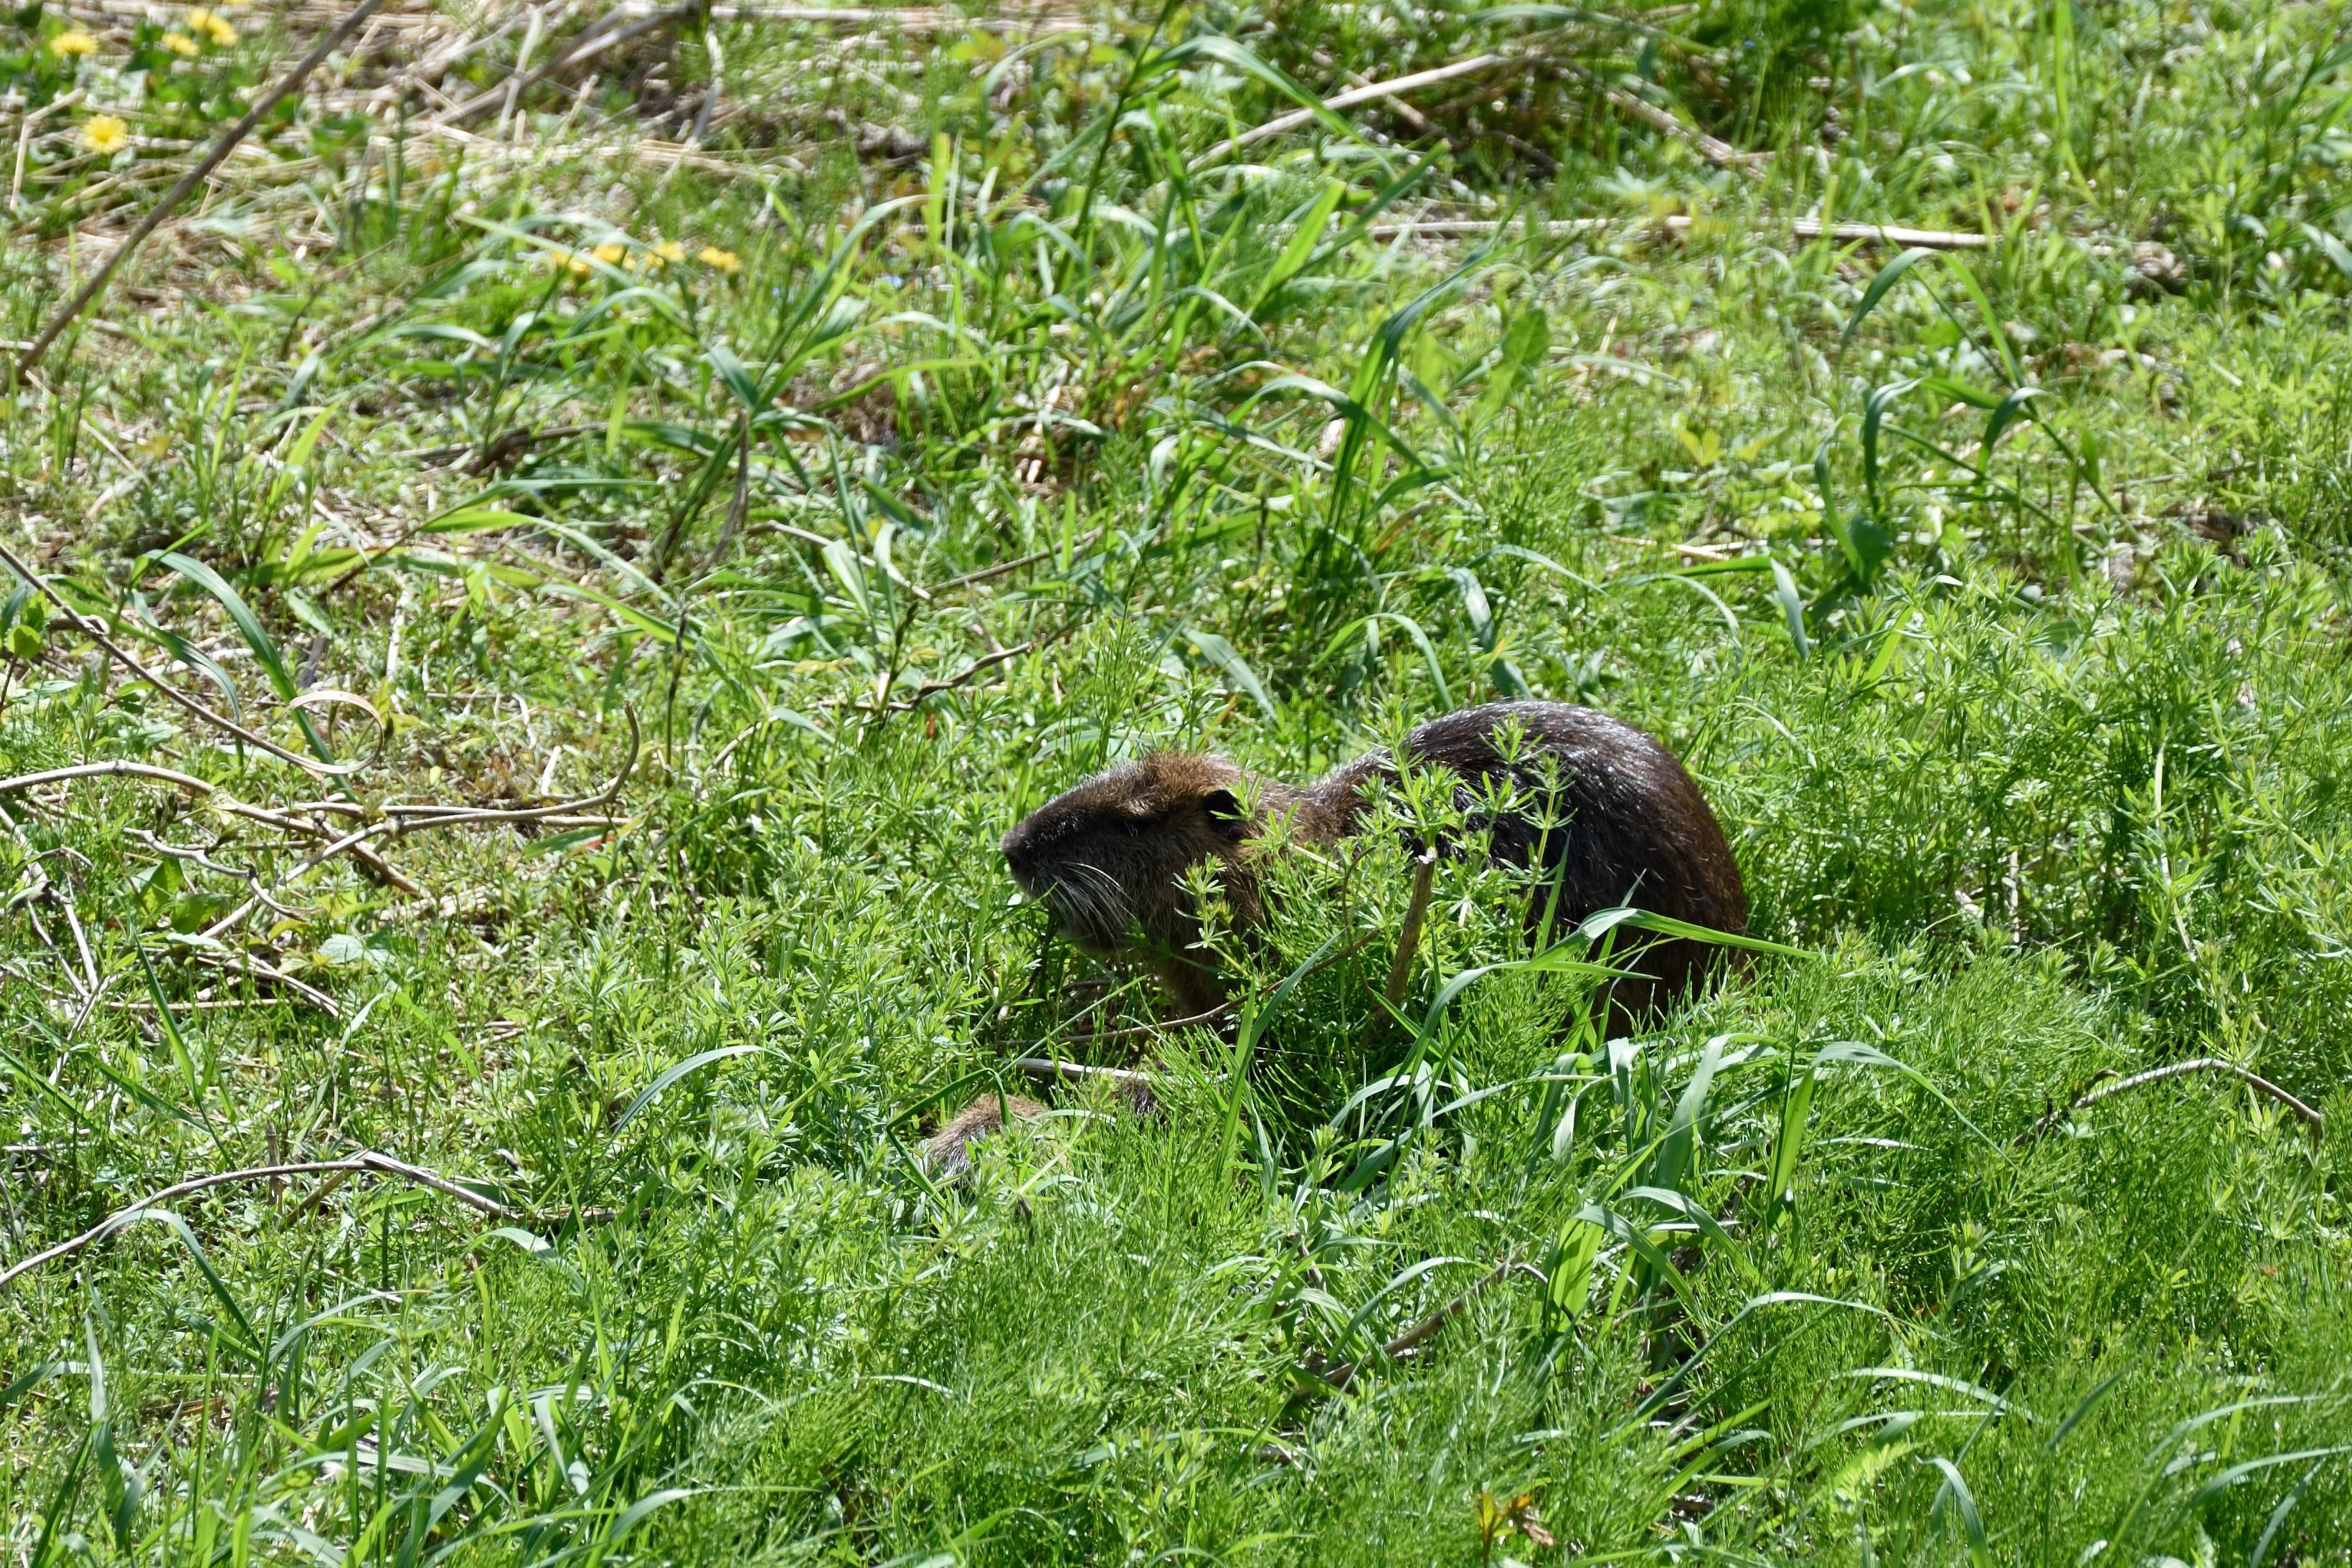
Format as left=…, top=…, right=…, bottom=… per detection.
left=4, top=0, right=2352, bottom=1561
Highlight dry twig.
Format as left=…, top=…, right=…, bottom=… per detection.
left=0, top=537, right=354, bottom=775
left=0, top=760, right=422, bottom=897
left=1310, top=1256, right=1541, bottom=1394
left=15, top=0, right=392, bottom=378
left=1009, top=1057, right=1156, bottom=1090
left=0, top=717, right=641, bottom=1007
left=1214, top=52, right=1513, bottom=159
left=1566, top=65, right=1766, bottom=173
left=0, top=1151, right=557, bottom=1295
left=437, top=2, right=689, bottom=126
left=1359, top=213, right=2181, bottom=284
left=2017, top=1058, right=2323, bottom=1146
left=873, top=641, right=1034, bottom=712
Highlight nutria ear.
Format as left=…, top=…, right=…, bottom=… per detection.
left=1201, top=787, right=1247, bottom=835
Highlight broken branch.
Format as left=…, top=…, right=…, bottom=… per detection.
left=15, top=0, right=392, bottom=379
left=0, top=536, right=355, bottom=775
left=1313, top=1255, right=1539, bottom=1393
left=0, top=1151, right=536, bottom=1295
left=2017, top=1057, right=2323, bottom=1145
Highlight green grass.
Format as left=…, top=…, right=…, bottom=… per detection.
left=3, top=0, right=2352, bottom=1560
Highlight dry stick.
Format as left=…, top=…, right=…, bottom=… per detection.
left=438, top=3, right=688, bottom=127
left=11, top=90, right=82, bottom=212
left=876, top=641, right=1034, bottom=712
left=1202, top=52, right=1766, bottom=174
left=0, top=1151, right=549, bottom=1295
left=1364, top=214, right=1996, bottom=250
left=60, top=970, right=121, bottom=1046
left=0, top=729, right=637, bottom=979
left=198, top=723, right=641, bottom=945
left=927, top=530, right=1105, bottom=594
left=0, top=537, right=345, bottom=775
left=49, top=884, right=100, bottom=996
left=1371, top=846, right=1440, bottom=1044
left=1790, top=217, right=1990, bottom=250
left=497, top=4, right=550, bottom=136
left=0, top=760, right=219, bottom=798
left=1389, top=214, right=2177, bottom=277
left=2016, top=1058, right=2324, bottom=1146
left=1009, top=1057, right=1156, bottom=1090
left=197, top=821, right=398, bottom=943
left=1055, top=999, right=1238, bottom=1047
left=1564, top=64, right=1765, bottom=174
left=433, top=0, right=879, bottom=130
left=0, top=724, right=636, bottom=836
left=615, top=3, right=1086, bottom=25
left=379, top=712, right=638, bottom=828
left=1313, top=1256, right=1538, bottom=1394
left=190, top=949, right=344, bottom=1016
left=15, top=0, right=390, bottom=380
left=1221, top=52, right=1512, bottom=157
left=0, top=760, right=422, bottom=894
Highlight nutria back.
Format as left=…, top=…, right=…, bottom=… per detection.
left=1346, top=702, right=1746, bottom=1012
left=999, top=701, right=1746, bottom=1017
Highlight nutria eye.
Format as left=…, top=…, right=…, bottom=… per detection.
left=1201, top=788, right=1243, bottom=823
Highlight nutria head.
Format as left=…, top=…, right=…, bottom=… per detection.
left=1000, top=752, right=1264, bottom=957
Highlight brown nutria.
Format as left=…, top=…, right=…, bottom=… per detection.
left=925, top=702, right=1747, bottom=1172
left=920, top=1092, right=1045, bottom=1176
left=999, top=701, right=1747, bottom=1016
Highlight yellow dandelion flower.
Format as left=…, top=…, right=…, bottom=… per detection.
left=698, top=246, right=740, bottom=275
left=161, top=30, right=199, bottom=56
left=648, top=240, right=685, bottom=268
left=187, top=8, right=237, bottom=46
left=50, top=29, right=100, bottom=57
left=82, top=114, right=131, bottom=155
left=590, top=242, right=626, bottom=266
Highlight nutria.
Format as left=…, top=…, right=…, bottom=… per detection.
left=920, top=1092, right=1045, bottom=1176
left=1001, top=701, right=1745, bottom=1014
left=925, top=702, right=1747, bottom=1172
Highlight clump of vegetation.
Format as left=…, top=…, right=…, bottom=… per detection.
left=2, top=0, right=2351, bottom=1560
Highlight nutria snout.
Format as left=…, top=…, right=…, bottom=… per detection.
left=999, top=752, right=1260, bottom=961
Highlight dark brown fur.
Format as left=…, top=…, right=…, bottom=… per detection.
left=998, top=701, right=1747, bottom=1016
left=929, top=702, right=1748, bottom=1171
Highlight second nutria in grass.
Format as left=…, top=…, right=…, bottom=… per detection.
left=925, top=702, right=1747, bottom=1172
left=920, top=1092, right=1045, bottom=1176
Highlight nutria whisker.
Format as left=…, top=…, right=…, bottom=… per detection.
left=1044, top=863, right=1116, bottom=932
left=1064, top=859, right=1123, bottom=899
